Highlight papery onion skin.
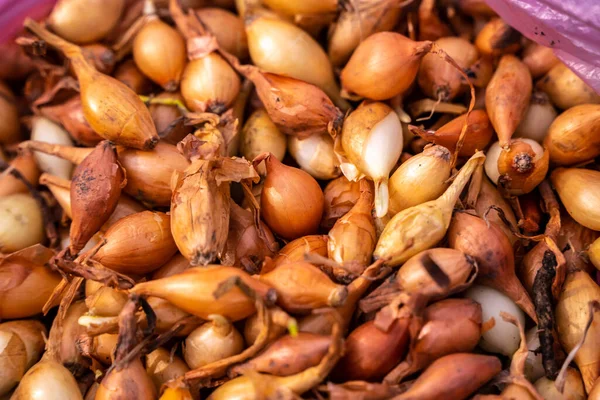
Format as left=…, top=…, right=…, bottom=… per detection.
left=261, top=155, right=324, bottom=240
left=85, top=281, right=128, bottom=316
left=133, top=18, right=187, bottom=91
left=341, top=32, right=432, bottom=100
left=544, top=104, right=600, bottom=166
left=321, top=177, right=361, bottom=230
left=129, top=266, right=272, bottom=321
left=266, top=235, right=328, bottom=272
left=48, top=0, right=125, bottom=44
left=146, top=348, right=189, bottom=391
left=485, top=55, right=532, bottom=148
left=551, top=168, right=600, bottom=231
left=538, top=63, right=600, bottom=110
left=389, top=145, right=452, bottom=215
left=181, top=53, right=241, bottom=113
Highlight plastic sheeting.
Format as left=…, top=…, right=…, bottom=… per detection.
left=0, top=0, right=56, bottom=44
left=486, top=0, right=600, bottom=93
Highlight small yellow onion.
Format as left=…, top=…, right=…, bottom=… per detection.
left=0, top=81, right=20, bottom=144
left=30, top=116, right=74, bottom=179
left=133, top=12, right=187, bottom=91
left=551, top=168, right=600, bottom=231
left=288, top=134, right=340, bottom=180
left=538, top=63, right=600, bottom=109
left=484, top=139, right=548, bottom=195
left=145, top=348, right=190, bottom=391
left=0, top=193, right=44, bottom=253
left=514, top=91, right=558, bottom=143
left=262, top=0, right=337, bottom=15
left=556, top=270, right=600, bottom=392
left=84, top=333, right=118, bottom=365
left=388, top=145, right=452, bottom=216
left=85, top=280, right=128, bottom=316
left=341, top=32, right=432, bottom=100
left=196, top=8, right=248, bottom=59
left=260, top=154, right=324, bottom=240
left=338, top=102, right=403, bottom=217
left=418, top=37, right=479, bottom=101
left=0, top=320, right=46, bottom=397
left=181, top=53, right=241, bottom=113
left=534, top=367, right=585, bottom=400
left=183, top=315, right=244, bottom=370
left=544, top=104, right=600, bottom=166
left=328, top=0, right=401, bottom=67
left=114, top=59, right=153, bottom=95
left=11, top=359, right=83, bottom=400
left=245, top=14, right=347, bottom=109
left=47, top=0, right=124, bottom=44
left=240, top=109, right=286, bottom=175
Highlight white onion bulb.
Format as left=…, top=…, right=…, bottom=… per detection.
left=288, top=134, right=340, bottom=180
left=31, top=117, right=74, bottom=179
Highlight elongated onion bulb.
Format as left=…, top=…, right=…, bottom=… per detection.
left=340, top=102, right=403, bottom=217
left=551, top=168, right=600, bottom=231
left=464, top=285, right=525, bottom=356
left=514, top=91, right=557, bottom=143
left=245, top=15, right=347, bottom=109
left=133, top=17, right=187, bottom=91
left=30, top=117, right=74, bottom=179
left=288, top=134, right=340, bottom=180
left=0, top=194, right=44, bottom=253
left=47, top=0, right=124, bottom=44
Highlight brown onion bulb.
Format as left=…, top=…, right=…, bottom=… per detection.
left=130, top=266, right=273, bottom=321
left=389, top=145, right=452, bottom=216
left=410, top=110, right=494, bottom=157
left=0, top=151, right=40, bottom=198
left=259, top=262, right=347, bottom=313
left=196, top=8, right=248, bottom=59
left=11, top=359, right=83, bottom=400
left=118, top=141, right=189, bottom=206
left=184, top=315, right=244, bottom=370
left=485, top=55, right=532, bottom=147
left=260, top=154, right=324, bottom=240
left=146, top=348, right=189, bottom=391
left=341, top=32, right=432, bottom=100
left=538, top=63, right=600, bottom=110
left=266, top=235, right=328, bottom=272
left=149, top=92, right=192, bottom=144
left=475, top=17, right=521, bottom=55
left=333, top=318, right=410, bottom=382
left=288, top=134, right=340, bottom=180
left=0, top=81, right=20, bottom=145
left=25, top=20, right=159, bottom=150
left=418, top=37, right=479, bottom=101
left=181, top=53, right=241, bottom=113
left=0, top=320, right=46, bottom=396
left=114, top=59, right=153, bottom=95
left=133, top=16, right=187, bottom=91
left=544, top=104, right=600, bottom=166
left=474, top=176, right=518, bottom=244
left=48, top=301, right=88, bottom=371
left=95, top=358, right=156, bottom=400
left=91, top=211, right=178, bottom=275
left=48, top=0, right=124, bottom=44
left=232, top=332, right=330, bottom=377
left=246, top=14, right=347, bottom=109
left=328, top=0, right=401, bottom=67
left=321, top=177, right=361, bottom=230
left=39, top=96, right=103, bottom=147
left=551, top=168, right=600, bottom=231
left=522, top=42, right=560, bottom=78
left=80, top=44, right=116, bottom=75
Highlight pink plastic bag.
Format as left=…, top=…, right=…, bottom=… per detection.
left=0, top=0, right=56, bottom=44
left=486, top=0, right=600, bottom=93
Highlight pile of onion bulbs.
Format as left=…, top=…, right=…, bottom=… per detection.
left=2, top=0, right=600, bottom=399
